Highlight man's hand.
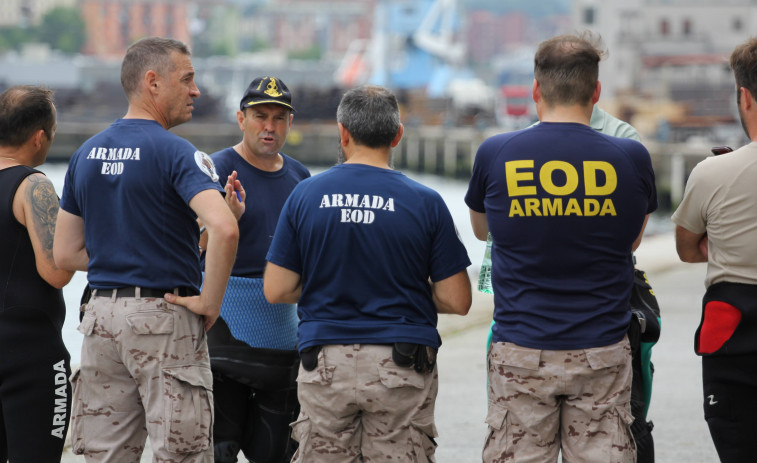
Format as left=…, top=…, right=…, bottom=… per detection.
left=225, top=170, right=246, bottom=220
left=163, top=293, right=218, bottom=331
left=698, top=233, right=709, bottom=260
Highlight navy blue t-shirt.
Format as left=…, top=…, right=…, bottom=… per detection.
left=266, top=164, right=471, bottom=350
left=60, top=119, right=224, bottom=292
left=209, top=148, right=310, bottom=277
left=465, top=122, right=657, bottom=350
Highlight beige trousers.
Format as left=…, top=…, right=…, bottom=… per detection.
left=484, top=337, right=636, bottom=463
left=69, top=289, right=214, bottom=463
left=292, top=344, right=438, bottom=462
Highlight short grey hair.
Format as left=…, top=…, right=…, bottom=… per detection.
left=121, top=37, right=191, bottom=98
left=336, top=85, right=400, bottom=148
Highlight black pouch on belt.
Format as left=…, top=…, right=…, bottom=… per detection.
left=393, top=342, right=436, bottom=374
left=300, top=345, right=322, bottom=371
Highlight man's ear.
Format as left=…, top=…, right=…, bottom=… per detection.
left=32, top=129, right=46, bottom=150
left=741, top=87, right=753, bottom=110
left=532, top=79, right=540, bottom=103
left=390, top=124, right=404, bottom=148
left=236, top=110, right=245, bottom=131
left=144, top=69, right=159, bottom=95
left=591, top=81, right=601, bottom=105
left=338, top=122, right=350, bottom=147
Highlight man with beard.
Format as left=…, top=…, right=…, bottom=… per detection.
left=673, top=36, right=757, bottom=463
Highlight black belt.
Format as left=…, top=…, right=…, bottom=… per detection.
left=93, top=286, right=197, bottom=298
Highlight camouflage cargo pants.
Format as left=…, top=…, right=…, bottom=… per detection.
left=69, top=289, right=214, bottom=462
left=292, top=344, right=438, bottom=462
left=484, top=337, right=635, bottom=463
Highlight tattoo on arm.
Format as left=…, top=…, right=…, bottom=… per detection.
left=26, top=175, right=60, bottom=257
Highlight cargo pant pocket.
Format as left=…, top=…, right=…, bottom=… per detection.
left=126, top=310, right=174, bottom=335
left=289, top=414, right=311, bottom=463
left=377, top=362, right=436, bottom=461
left=68, top=368, right=86, bottom=455
left=585, top=338, right=630, bottom=371
left=488, top=344, right=555, bottom=444
left=611, top=405, right=637, bottom=463
left=69, top=367, right=142, bottom=457
left=77, top=311, right=96, bottom=336
left=297, top=347, right=334, bottom=386
left=482, top=403, right=508, bottom=462
left=162, top=364, right=214, bottom=454
left=409, top=412, right=438, bottom=462
left=377, top=363, right=426, bottom=389
left=70, top=316, right=96, bottom=456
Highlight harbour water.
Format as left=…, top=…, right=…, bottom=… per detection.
left=37, top=162, right=488, bottom=366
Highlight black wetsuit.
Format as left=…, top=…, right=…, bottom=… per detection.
left=698, top=282, right=757, bottom=462
left=0, top=166, right=71, bottom=462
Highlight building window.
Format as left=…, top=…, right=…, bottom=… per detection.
left=660, top=19, right=669, bottom=36
left=583, top=7, right=595, bottom=25
left=683, top=18, right=691, bottom=36
left=121, top=5, right=130, bottom=48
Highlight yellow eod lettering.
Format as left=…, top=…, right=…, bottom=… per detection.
left=505, top=160, right=618, bottom=217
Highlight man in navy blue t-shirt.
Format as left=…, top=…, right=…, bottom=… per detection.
left=54, top=37, right=241, bottom=462
left=466, top=33, right=657, bottom=463
left=264, top=85, right=472, bottom=461
left=202, top=76, right=310, bottom=463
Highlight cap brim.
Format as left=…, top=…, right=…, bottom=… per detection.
left=243, top=100, right=295, bottom=111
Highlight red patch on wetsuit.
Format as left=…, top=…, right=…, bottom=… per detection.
left=696, top=301, right=742, bottom=354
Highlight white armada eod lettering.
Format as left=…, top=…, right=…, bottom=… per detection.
left=319, top=193, right=396, bottom=224
left=86, top=146, right=142, bottom=176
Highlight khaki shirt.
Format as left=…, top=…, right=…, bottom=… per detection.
left=672, top=142, right=757, bottom=287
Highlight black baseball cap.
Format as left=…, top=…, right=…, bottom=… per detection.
left=239, top=76, right=295, bottom=112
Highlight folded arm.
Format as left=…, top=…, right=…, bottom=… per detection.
left=675, top=224, right=708, bottom=263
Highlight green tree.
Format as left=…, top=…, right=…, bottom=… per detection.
left=247, top=37, right=269, bottom=52
left=37, top=7, right=86, bottom=54
left=0, top=26, right=33, bottom=52
left=191, top=4, right=238, bottom=57
left=288, top=45, right=322, bottom=61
